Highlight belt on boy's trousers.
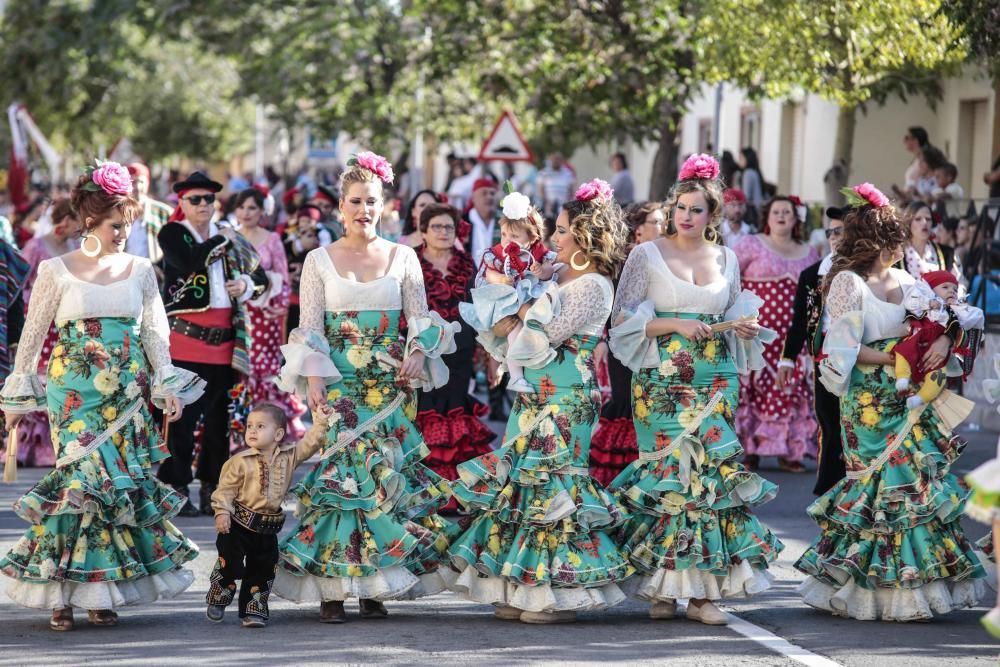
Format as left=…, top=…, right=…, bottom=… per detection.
left=169, top=317, right=235, bottom=345
left=232, top=501, right=285, bottom=535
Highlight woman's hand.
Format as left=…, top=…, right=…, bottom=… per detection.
left=492, top=315, right=519, bottom=338
left=921, top=335, right=950, bottom=370
left=776, top=365, right=792, bottom=390
left=307, top=376, right=327, bottom=411
left=163, top=395, right=183, bottom=424
left=593, top=341, right=609, bottom=369
left=484, top=268, right=512, bottom=286
left=733, top=319, right=760, bottom=340
left=225, top=279, right=247, bottom=299
left=399, top=351, right=426, bottom=381
left=674, top=319, right=713, bottom=342
left=3, top=411, right=23, bottom=431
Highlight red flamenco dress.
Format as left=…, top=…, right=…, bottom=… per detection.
left=413, top=247, right=496, bottom=490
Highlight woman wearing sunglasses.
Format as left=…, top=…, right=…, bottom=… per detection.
left=156, top=171, right=270, bottom=517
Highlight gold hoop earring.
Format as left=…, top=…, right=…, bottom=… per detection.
left=570, top=250, right=591, bottom=271
left=81, top=234, right=102, bottom=258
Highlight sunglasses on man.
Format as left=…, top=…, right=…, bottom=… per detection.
left=183, top=194, right=216, bottom=206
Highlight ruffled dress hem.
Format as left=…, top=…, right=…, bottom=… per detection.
left=5, top=568, right=194, bottom=610
left=798, top=575, right=985, bottom=622
left=440, top=564, right=627, bottom=612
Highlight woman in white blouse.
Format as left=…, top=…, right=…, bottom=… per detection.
left=796, top=187, right=985, bottom=621
left=272, top=153, right=458, bottom=623
left=608, top=154, right=782, bottom=626
left=0, top=163, right=204, bottom=631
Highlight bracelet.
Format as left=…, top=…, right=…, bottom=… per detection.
left=777, top=359, right=796, bottom=370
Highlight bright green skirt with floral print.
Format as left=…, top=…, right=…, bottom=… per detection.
left=795, top=338, right=986, bottom=620
left=445, top=333, right=634, bottom=613
left=0, top=317, right=197, bottom=609
left=610, top=311, right=782, bottom=602
left=275, top=310, right=452, bottom=602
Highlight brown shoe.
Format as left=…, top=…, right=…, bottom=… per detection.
left=778, top=458, right=806, bottom=473
left=320, top=601, right=347, bottom=623
left=744, top=454, right=760, bottom=471
left=49, top=607, right=74, bottom=632
left=87, top=609, right=118, bottom=627
left=359, top=598, right=388, bottom=619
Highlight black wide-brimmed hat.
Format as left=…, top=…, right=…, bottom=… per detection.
left=173, top=170, right=223, bottom=194
left=825, top=205, right=854, bottom=220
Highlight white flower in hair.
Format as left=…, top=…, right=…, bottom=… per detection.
left=502, top=191, right=532, bottom=220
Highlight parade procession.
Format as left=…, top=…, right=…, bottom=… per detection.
left=1, top=1, right=1000, bottom=665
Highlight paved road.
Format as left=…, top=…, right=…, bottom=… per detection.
left=0, top=420, right=998, bottom=666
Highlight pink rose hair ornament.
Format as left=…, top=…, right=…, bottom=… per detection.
left=678, top=153, right=720, bottom=182
left=349, top=151, right=395, bottom=184
left=82, top=160, right=133, bottom=196
left=842, top=182, right=890, bottom=209
left=575, top=178, right=614, bottom=203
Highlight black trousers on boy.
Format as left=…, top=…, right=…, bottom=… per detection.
left=812, top=371, right=846, bottom=496
left=206, top=522, right=278, bottom=619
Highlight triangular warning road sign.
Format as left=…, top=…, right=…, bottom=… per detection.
left=479, top=111, right=535, bottom=163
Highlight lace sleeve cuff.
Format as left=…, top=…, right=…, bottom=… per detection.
left=0, top=372, right=45, bottom=413
left=277, top=327, right=342, bottom=397
left=151, top=365, right=207, bottom=409
left=507, top=284, right=559, bottom=370
left=250, top=271, right=286, bottom=308
left=609, top=299, right=660, bottom=372
left=819, top=310, right=864, bottom=396
left=405, top=310, right=459, bottom=391
left=722, top=290, right=778, bottom=374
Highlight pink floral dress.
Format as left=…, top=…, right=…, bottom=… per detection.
left=246, top=231, right=305, bottom=439
left=733, top=234, right=819, bottom=462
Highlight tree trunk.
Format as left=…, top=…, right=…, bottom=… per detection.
left=649, top=109, right=683, bottom=201
left=992, top=79, right=1000, bottom=165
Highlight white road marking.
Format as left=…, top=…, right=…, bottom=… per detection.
left=726, top=612, right=842, bottom=667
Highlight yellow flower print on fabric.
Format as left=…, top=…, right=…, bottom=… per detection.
left=858, top=392, right=874, bottom=406
left=49, top=358, right=66, bottom=379
left=365, top=387, right=383, bottom=409
left=67, top=420, right=86, bottom=434
left=860, top=407, right=879, bottom=427
left=94, top=369, right=120, bottom=395
left=346, top=346, right=373, bottom=368
left=666, top=339, right=682, bottom=354
left=102, top=406, right=118, bottom=421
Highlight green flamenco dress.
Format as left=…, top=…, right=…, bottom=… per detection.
left=272, top=246, right=459, bottom=602
left=445, top=275, right=634, bottom=612
left=0, top=258, right=204, bottom=609
left=795, top=269, right=986, bottom=621
left=607, top=243, right=783, bottom=602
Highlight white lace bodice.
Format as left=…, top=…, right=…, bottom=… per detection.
left=297, top=244, right=433, bottom=330
left=612, top=241, right=739, bottom=320
left=544, top=272, right=614, bottom=345
left=825, top=268, right=913, bottom=343
left=11, top=256, right=173, bottom=377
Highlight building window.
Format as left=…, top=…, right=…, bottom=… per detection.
left=698, top=118, right=713, bottom=154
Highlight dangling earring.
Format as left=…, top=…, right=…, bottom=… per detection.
left=81, top=234, right=102, bottom=258
left=570, top=250, right=591, bottom=271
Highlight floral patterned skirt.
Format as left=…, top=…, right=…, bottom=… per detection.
left=795, top=338, right=986, bottom=621
left=273, top=310, right=453, bottom=602
left=610, top=312, right=782, bottom=602
left=443, top=333, right=634, bottom=613
left=0, top=317, right=197, bottom=609
left=736, top=277, right=817, bottom=460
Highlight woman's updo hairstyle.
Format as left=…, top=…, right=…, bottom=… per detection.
left=822, top=183, right=904, bottom=296
left=70, top=161, right=142, bottom=232
left=562, top=179, right=628, bottom=278
left=340, top=150, right=395, bottom=198
left=667, top=153, right=725, bottom=243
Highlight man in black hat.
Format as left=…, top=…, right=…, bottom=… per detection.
left=778, top=206, right=849, bottom=495
left=157, top=171, right=270, bottom=516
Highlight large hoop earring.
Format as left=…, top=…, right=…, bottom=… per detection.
left=570, top=250, right=591, bottom=271
left=81, top=234, right=102, bottom=258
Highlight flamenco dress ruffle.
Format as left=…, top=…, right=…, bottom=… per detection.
left=273, top=309, right=458, bottom=601
left=608, top=302, right=783, bottom=602
left=0, top=317, right=204, bottom=609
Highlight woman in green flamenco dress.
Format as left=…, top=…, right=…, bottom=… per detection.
left=272, top=152, right=458, bottom=623
left=796, top=184, right=986, bottom=621
left=445, top=180, right=634, bottom=624
left=0, top=162, right=204, bottom=631
left=607, top=154, right=783, bottom=626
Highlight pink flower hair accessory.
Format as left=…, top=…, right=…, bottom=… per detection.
left=841, top=182, right=890, bottom=209
left=349, top=151, right=395, bottom=184
left=678, top=153, right=720, bottom=182
left=82, top=160, right=132, bottom=196
left=574, top=179, right=614, bottom=202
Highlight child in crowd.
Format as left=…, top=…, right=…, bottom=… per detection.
left=896, top=270, right=984, bottom=410
left=460, top=188, right=557, bottom=392
left=206, top=403, right=335, bottom=628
